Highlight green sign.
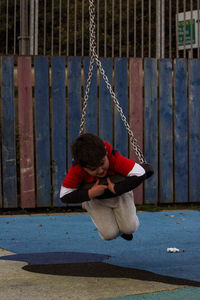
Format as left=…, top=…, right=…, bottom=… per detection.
left=178, top=19, right=195, bottom=46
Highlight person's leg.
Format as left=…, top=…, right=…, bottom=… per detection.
left=113, top=191, right=139, bottom=235
left=82, top=199, right=120, bottom=240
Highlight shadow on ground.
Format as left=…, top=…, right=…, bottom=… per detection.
left=1, top=251, right=200, bottom=288
left=23, top=262, right=200, bottom=287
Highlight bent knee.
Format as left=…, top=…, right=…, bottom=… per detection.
left=99, top=228, right=120, bottom=241
left=120, top=217, right=139, bottom=234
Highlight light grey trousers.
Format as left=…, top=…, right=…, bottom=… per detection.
left=82, top=191, right=139, bottom=240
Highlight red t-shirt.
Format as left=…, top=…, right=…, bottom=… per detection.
left=62, top=142, right=135, bottom=189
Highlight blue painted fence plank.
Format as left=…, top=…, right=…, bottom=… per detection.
left=189, top=59, right=200, bottom=202
left=99, top=58, right=113, bottom=144
left=34, top=56, right=51, bottom=207
left=159, top=59, right=173, bottom=203
left=68, top=57, right=82, bottom=167
left=84, top=57, right=98, bottom=134
left=144, top=58, right=158, bottom=204
left=1, top=56, right=17, bottom=208
left=0, top=157, right=2, bottom=208
left=52, top=57, right=66, bottom=207
left=174, top=59, right=188, bottom=203
left=114, top=58, right=128, bottom=157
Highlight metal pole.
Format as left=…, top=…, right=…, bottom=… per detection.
left=148, top=0, right=151, bottom=57
left=190, top=0, right=193, bottom=58
left=126, top=0, right=129, bottom=58
left=112, top=0, right=114, bottom=57
left=141, top=0, right=144, bottom=58
left=30, top=0, right=34, bottom=55
left=198, top=0, right=200, bottom=58
left=183, top=0, right=186, bottom=58
left=43, top=0, right=46, bottom=55
left=59, top=0, right=61, bottom=56
left=34, top=0, right=38, bottom=55
left=19, top=0, right=30, bottom=55
left=81, top=0, right=84, bottom=56
left=119, top=0, right=122, bottom=57
left=74, top=0, right=77, bottom=56
left=156, top=0, right=165, bottom=58
left=6, top=0, right=8, bottom=54
left=14, top=0, right=17, bottom=54
left=134, top=0, right=136, bottom=57
left=161, top=0, right=165, bottom=58
left=51, top=0, right=54, bottom=56
left=66, top=0, right=69, bottom=56
left=104, top=0, right=107, bottom=57
left=126, top=0, right=130, bottom=57
left=156, top=0, right=160, bottom=58
left=97, top=0, right=99, bottom=56
left=176, top=0, right=179, bottom=58
left=169, top=0, right=172, bottom=58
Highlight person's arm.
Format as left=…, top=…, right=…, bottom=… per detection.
left=61, top=188, right=90, bottom=204
left=61, top=163, right=154, bottom=203
left=96, top=163, right=154, bottom=198
left=60, top=164, right=90, bottom=204
left=60, top=178, right=108, bottom=204
left=113, top=163, right=153, bottom=195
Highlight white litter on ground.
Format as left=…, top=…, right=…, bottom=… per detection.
left=167, top=247, right=180, bottom=253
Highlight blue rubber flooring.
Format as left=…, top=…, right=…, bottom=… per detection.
left=0, top=210, right=200, bottom=299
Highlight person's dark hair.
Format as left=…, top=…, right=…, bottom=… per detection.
left=71, top=133, right=106, bottom=168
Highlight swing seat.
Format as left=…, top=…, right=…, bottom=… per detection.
left=80, top=163, right=154, bottom=192
left=80, top=173, right=126, bottom=190
left=79, top=173, right=126, bottom=199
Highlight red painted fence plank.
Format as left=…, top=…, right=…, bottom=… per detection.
left=129, top=58, right=144, bottom=205
left=18, top=57, right=35, bottom=208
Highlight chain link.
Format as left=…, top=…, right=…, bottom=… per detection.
left=80, top=0, right=146, bottom=164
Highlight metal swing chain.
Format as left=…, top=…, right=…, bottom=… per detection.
left=79, top=0, right=96, bottom=135
left=80, top=0, right=146, bottom=164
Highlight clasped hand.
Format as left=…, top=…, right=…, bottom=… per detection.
left=88, top=177, right=116, bottom=199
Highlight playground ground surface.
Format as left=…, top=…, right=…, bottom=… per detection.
left=0, top=208, right=200, bottom=299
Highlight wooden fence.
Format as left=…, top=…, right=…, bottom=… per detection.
left=0, top=56, right=200, bottom=209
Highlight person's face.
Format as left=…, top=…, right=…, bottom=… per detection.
left=83, top=155, right=109, bottom=178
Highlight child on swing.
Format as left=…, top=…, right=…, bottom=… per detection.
left=60, top=133, right=153, bottom=241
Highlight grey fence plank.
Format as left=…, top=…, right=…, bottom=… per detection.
left=99, top=58, right=113, bottom=144
left=114, top=58, right=128, bottom=157
left=51, top=56, right=66, bottom=207
left=144, top=58, right=158, bottom=204
left=68, top=57, right=82, bottom=167
left=0, top=158, right=2, bottom=208
left=84, top=57, right=98, bottom=134
left=159, top=59, right=173, bottom=204
left=189, top=59, right=200, bottom=202
left=174, top=59, right=188, bottom=203
left=1, top=56, right=17, bottom=208
left=34, top=56, right=51, bottom=207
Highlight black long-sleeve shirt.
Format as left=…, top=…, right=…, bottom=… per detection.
left=60, top=163, right=153, bottom=204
